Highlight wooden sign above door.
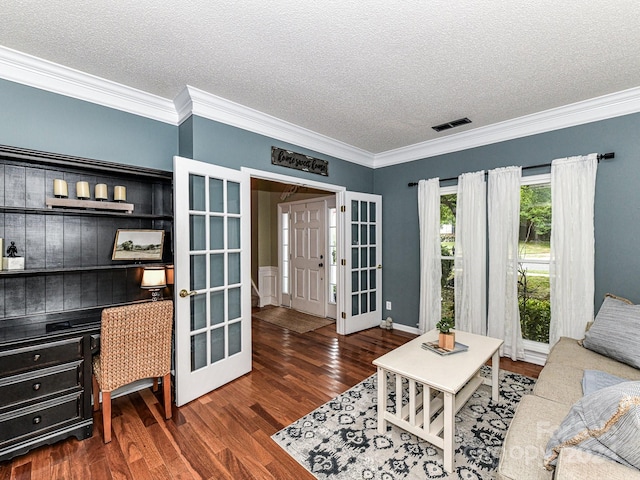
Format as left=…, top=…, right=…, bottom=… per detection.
left=271, top=147, right=329, bottom=176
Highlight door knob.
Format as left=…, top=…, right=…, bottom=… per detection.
left=319, top=263, right=324, bottom=267
left=179, top=289, right=198, bottom=298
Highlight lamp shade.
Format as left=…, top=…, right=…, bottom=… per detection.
left=165, top=265, right=174, bottom=285
left=141, top=267, right=167, bottom=289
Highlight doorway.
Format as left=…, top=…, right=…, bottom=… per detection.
left=250, top=177, right=335, bottom=319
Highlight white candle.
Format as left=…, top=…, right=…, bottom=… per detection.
left=95, top=183, right=108, bottom=200
left=76, top=181, right=90, bottom=199
left=114, top=185, right=127, bottom=202
left=53, top=179, right=68, bottom=198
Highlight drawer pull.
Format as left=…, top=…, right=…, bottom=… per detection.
left=32, top=383, right=42, bottom=391
left=33, top=354, right=41, bottom=362
left=32, top=416, right=42, bottom=425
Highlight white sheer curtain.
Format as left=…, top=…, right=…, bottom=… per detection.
left=454, top=171, right=486, bottom=335
left=418, top=178, right=441, bottom=333
left=549, top=154, right=598, bottom=347
left=487, top=166, right=525, bottom=359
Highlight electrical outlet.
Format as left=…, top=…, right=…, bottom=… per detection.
left=386, top=301, right=392, bottom=310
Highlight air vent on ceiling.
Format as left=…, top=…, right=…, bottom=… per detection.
left=432, top=117, right=472, bottom=132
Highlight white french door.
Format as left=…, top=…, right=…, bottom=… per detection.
left=173, top=156, right=251, bottom=407
left=337, top=192, right=383, bottom=334
left=290, top=200, right=326, bottom=317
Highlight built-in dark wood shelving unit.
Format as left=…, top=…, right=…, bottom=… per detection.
left=0, top=144, right=174, bottom=461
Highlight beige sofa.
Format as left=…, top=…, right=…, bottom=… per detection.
left=497, top=337, right=640, bottom=480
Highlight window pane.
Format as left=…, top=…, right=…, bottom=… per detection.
left=228, top=287, right=241, bottom=320
left=351, top=200, right=358, bottom=221
left=211, top=327, right=225, bottom=363
left=210, top=290, right=224, bottom=326
left=351, top=223, right=359, bottom=245
left=227, top=181, right=240, bottom=214
left=369, top=202, right=376, bottom=222
left=229, top=321, right=241, bottom=356
left=191, top=333, right=207, bottom=371
left=351, top=271, right=359, bottom=292
left=189, top=175, right=205, bottom=211
left=190, top=295, right=206, bottom=331
left=190, top=215, right=206, bottom=250
left=210, top=253, right=224, bottom=288
left=190, top=254, right=206, bottom=290
left=209, top=216, right=223, bottom=250
left=209, top=178, right=223, bottom=213
left=228, top=217, right=240, bottom=249
left=360, top=201, right=368, bottom=222
left=440, top=193, right=456, bottom=252
left=360, top=224, right=368, bottom=245
left=351, top=247, right=359, bottom=268
left=228, top=252, right=240, bottom=285
left=518, top=183, right=551, bottom=343
left=352, top=294, right=359, bottom=315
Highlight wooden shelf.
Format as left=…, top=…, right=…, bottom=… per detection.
left=0, top=205, right=171, bottom=220
left=46, top=197, right=134, bottom=214
left=0, top=264, right=170, bottom=277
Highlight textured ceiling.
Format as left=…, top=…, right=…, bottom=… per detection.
left=2, top=1, right=640, bottom=154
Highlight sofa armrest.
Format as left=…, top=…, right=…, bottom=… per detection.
left=555, top=448, right=640, bottom=480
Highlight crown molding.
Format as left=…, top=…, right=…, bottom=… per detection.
left=174, top=85, right=374, bottom=167
left=0, top=45, right=178, bottom=125
left=373, top=86, right=640, bottom=168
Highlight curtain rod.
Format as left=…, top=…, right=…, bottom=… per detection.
left=407, top=152, right=615, bottom=187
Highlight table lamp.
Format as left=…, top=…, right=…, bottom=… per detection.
left=141, top=266, right=167, bottom=301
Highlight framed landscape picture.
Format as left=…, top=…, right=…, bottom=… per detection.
left=112, top=229, right=165, bottom=261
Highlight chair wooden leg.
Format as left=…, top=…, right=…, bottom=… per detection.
left=103, top=391, right=112, bottom=443
left=92, top=375, right=100, bottom=412
left=162, top=373, right=172, bottom=420
left=153, top=377, right=159, bottom=392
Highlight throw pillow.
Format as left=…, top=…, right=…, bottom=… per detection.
left=582, top=295, right=640, bottom=369
left=582, top=370, right=628, bottom=396
left=544, top=381, right=640, bottom=470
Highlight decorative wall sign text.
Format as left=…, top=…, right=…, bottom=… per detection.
left=271, top=147, right=329, bottom=176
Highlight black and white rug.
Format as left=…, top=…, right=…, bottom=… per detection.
left=272, top=367, right=535, bottom=480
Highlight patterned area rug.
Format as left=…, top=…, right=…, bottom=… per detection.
left=253, top=306, right=334, bottom=333
left=272, top=367, right=535, bottom=479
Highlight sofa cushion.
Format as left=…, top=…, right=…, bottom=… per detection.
left=548, top=337, right=640, bottom=381
left=497, top=395, right=570, bottom=480
left=582, top=295, right=640, bottom=369
left=533, top=363, right=585, bottom=405
left=555, top=448, right=640, bottom=480
left=544, top=381, right=640, bottom=471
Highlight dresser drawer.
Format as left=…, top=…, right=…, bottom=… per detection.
left=0, top=362, right=82, bottom=412
left=0, top=337, right=83, bottom=377
left=0, top=393, right=81, bottom=445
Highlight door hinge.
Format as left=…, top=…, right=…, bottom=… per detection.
left=340, top=205, right=346, bottom=212
left=341, top=312, right=346, bottom=319
left=341, top=259, right=346, bottom=266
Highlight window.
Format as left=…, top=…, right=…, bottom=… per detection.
left=281, top=211, right=290, bottom=295
left=518, top=174, right=551, bottom=344
left=328, top=207, right=337, bottom=304
left=440, top=187, right=457, bottom=319
left=439, top=175, right=551, bottom=346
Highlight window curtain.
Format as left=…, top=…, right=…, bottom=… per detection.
left=418, top=178, right=441, bottom=333
left=549, top=154, right=598, bottom=347
left=487, top=166, right=525, bottom=359
left=454, top=171, right=487, bottom=335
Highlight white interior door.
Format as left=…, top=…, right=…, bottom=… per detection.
left=337, top=192, right=383, bottom=334
left=173, top=156, right=251, bottom=407
left=290, top=200, right=326, bottom=317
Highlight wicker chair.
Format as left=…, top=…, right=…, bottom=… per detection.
left=92, top=300, right=173, bottom=443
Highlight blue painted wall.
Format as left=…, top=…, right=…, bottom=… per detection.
left=188, top=116, right=374, bottom=192
left=0, top=79, right=177, bottom=170
left=374, top=113, right=640, bottom=328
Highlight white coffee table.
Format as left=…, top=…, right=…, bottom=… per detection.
left=373, top=329, right=503, bottom=473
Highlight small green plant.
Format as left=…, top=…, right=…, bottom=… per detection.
left=436, top=317, right=454, bottom=334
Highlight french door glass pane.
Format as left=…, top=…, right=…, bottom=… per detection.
left=229, top=321, right=241, bottom=356
left=190, top=215, right=206, bottom=250
left=191, top=333, right=207, bottom=371
left=370, top=291, right=376, bottom=312
left=189, top=175, right=205, bottom=211
left=209, top=178, right=223, bottom=213
left=228, top=287, right=241, bottom=320
left=190, top=295, right=206, bottom=331
left=228, top=252, right=240, bottom=284
left=210, top=253, right=224, bottom=287
left=228, top=217, right=240, bottom=249
left=361, top=293, right=368, bottom=314
left=352, top=271, right=359, bottom=291
left=352, top=294, right=359, bottom=315
left=351, top=200, right=358, bottom=221
left=190, top=254, right=206, bottom=290
left=369, top=202, right=376, bottom=222
left=210, top=216, right=223, bottom=250
left=210, top=290, right=224, bottom=325
left=351, top=224, right=359, bottom=245
left=360, top=201, right=368, bottom=222
left=351, top=248, right=359, bottom=268
left=211, top=327, right=225, bottom=363
left=227, top=181, right=240, bottom=214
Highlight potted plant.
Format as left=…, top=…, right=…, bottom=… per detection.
left=436, top=317, right=455, bottom=350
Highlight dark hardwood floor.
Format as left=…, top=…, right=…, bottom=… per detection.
left=0, top=313, right=542, bottom=480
